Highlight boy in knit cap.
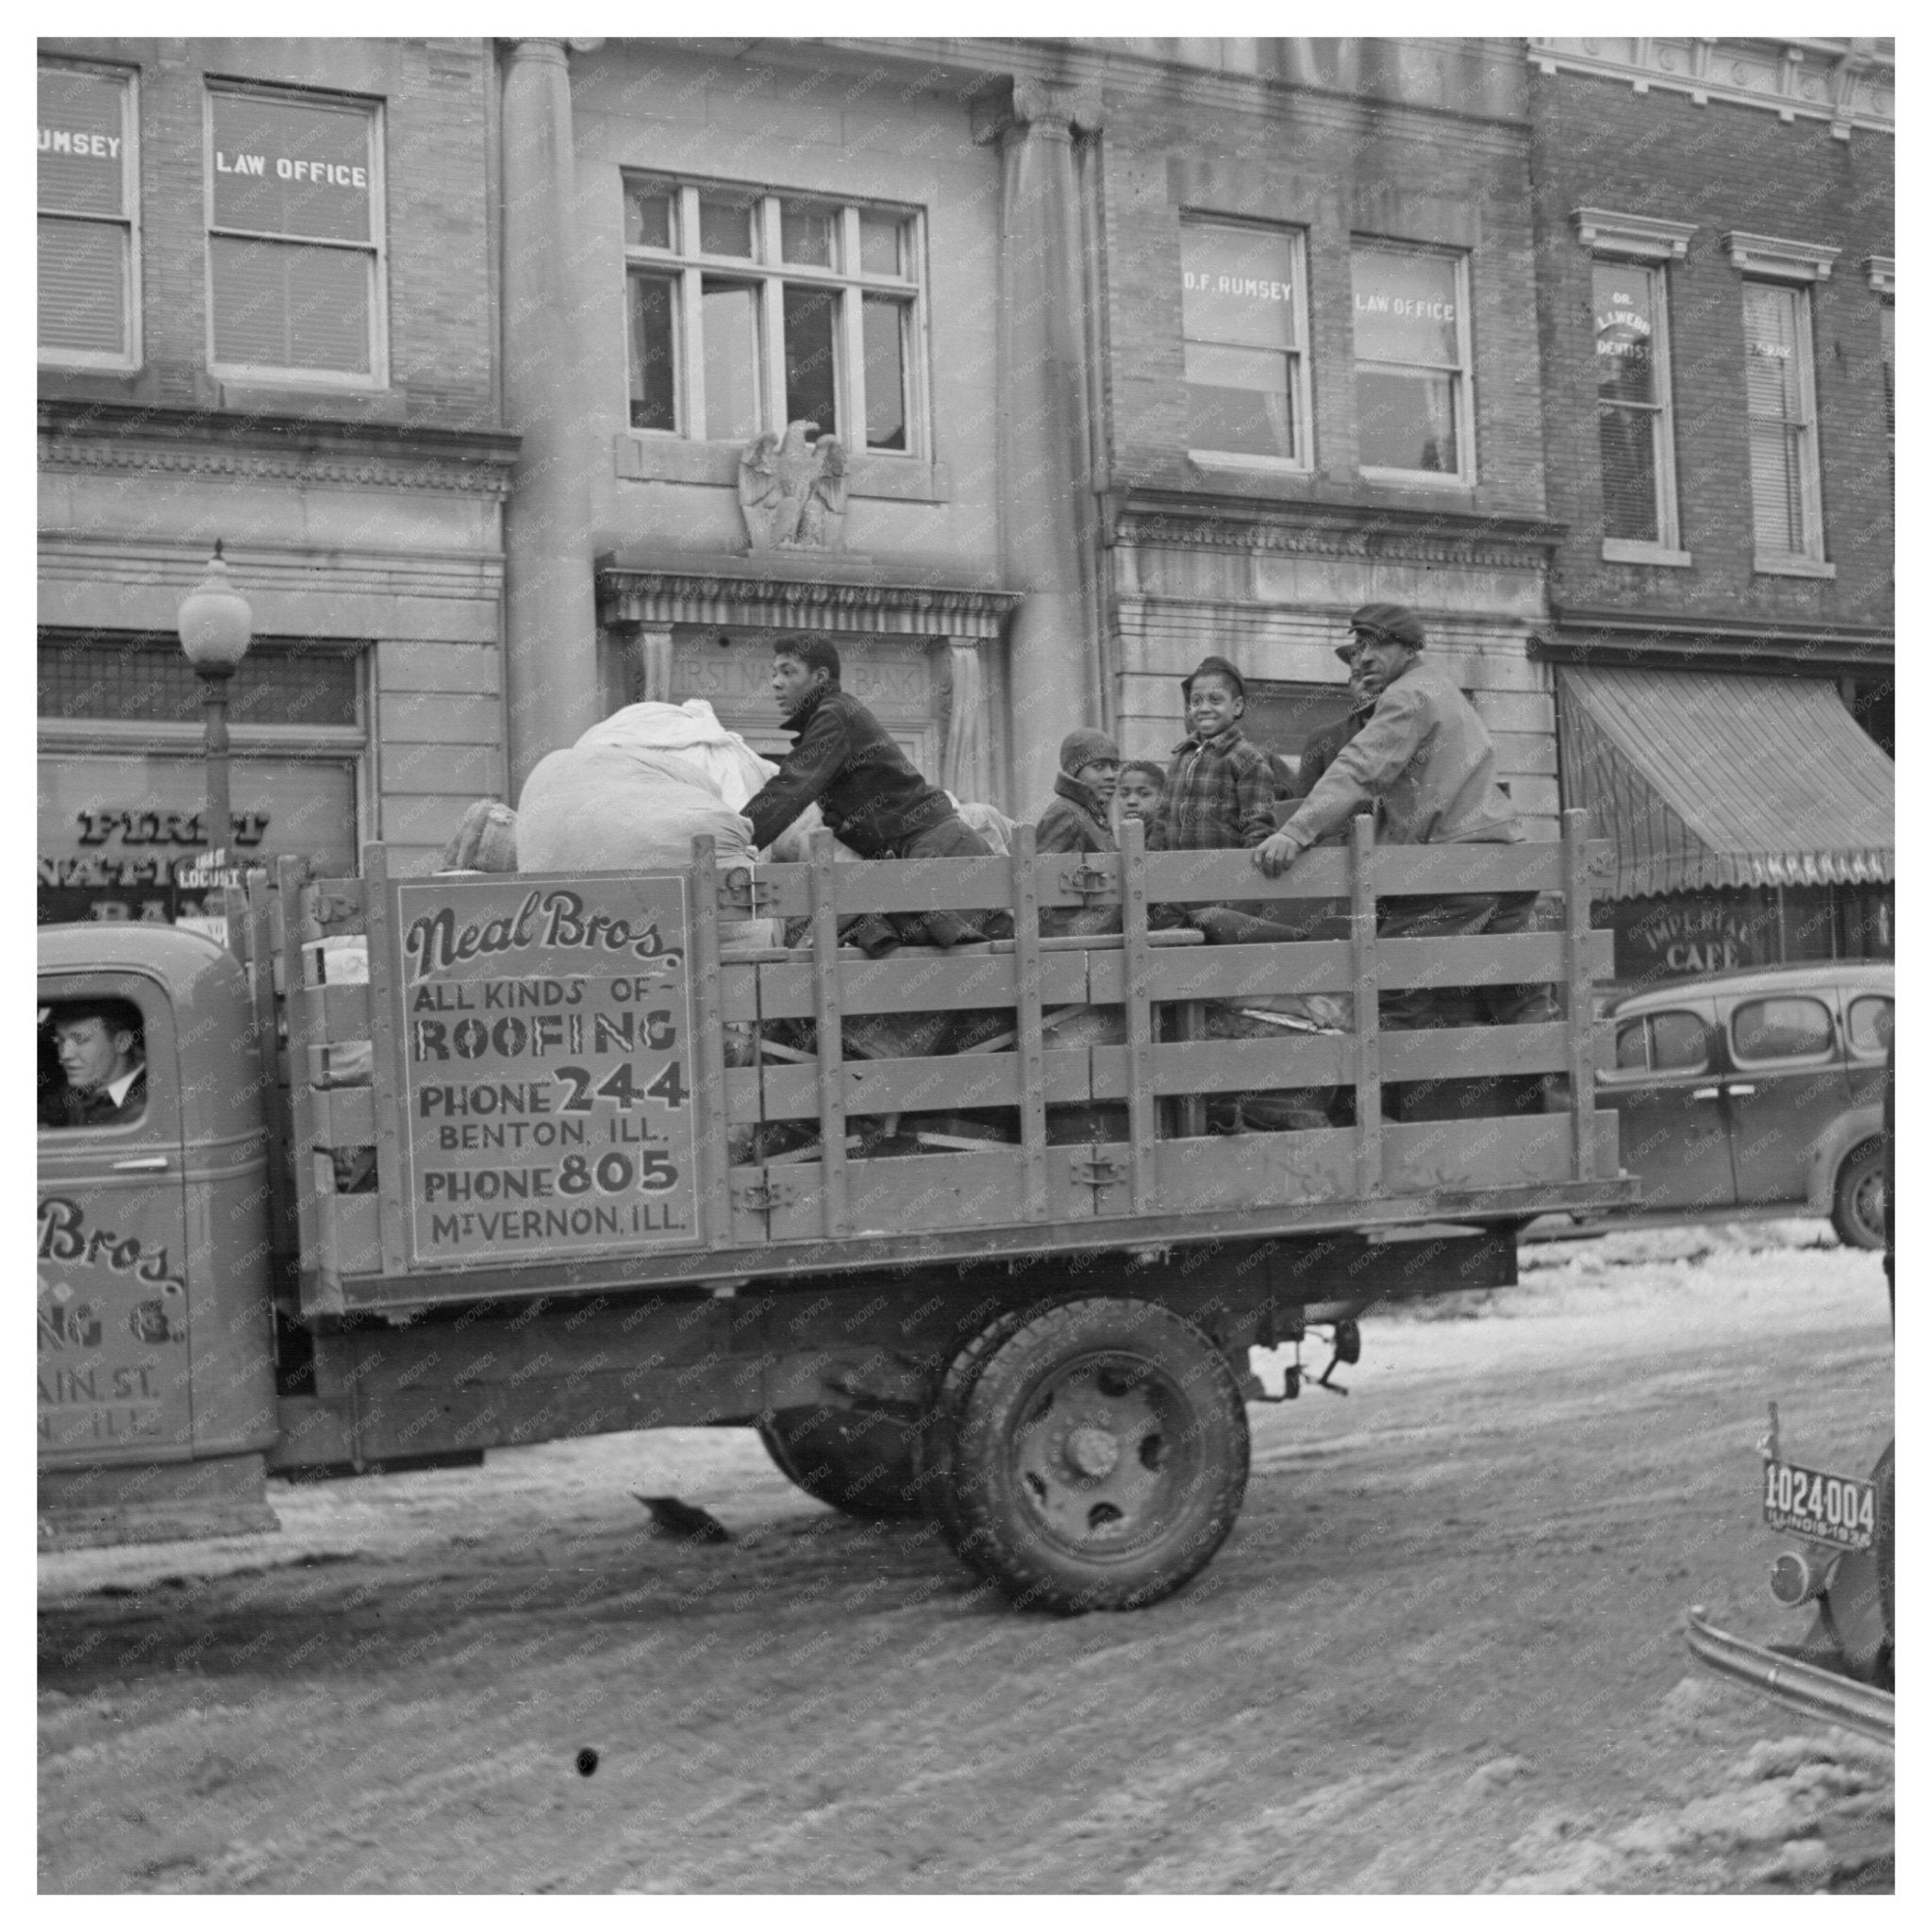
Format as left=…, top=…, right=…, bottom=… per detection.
left=1036, top=729, right=1120, bottom=857
left=1036, top=728, right=1122, bottom=936
left=1149, top=655, right=1276, bottom=854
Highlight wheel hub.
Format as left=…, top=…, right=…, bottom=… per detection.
left=1064, top=1424, right=1121, bottom=1479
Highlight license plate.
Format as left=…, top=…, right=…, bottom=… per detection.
left=1762, top=1457, right=1877, bottom=1552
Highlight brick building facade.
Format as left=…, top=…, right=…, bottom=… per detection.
left=38, top=36, right=515, bottom=922
left=1087, top=37, right=1561, bottom=832
left=1525, top=38, right=1894, bottom=987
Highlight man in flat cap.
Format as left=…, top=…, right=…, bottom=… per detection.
left=1257, top=604, right=1520, bottom=868
left=1256, top=605, right=1544, bottom=1059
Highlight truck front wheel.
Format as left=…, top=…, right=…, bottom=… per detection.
left=942, top=1297, right=1249, bottom=1612
left=756, top=1406, right=924, bottom=1518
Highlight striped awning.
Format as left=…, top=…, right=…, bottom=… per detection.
left=1557, top=666, right=1893, bottom=899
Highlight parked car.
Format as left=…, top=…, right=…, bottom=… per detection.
left=1598, top=961, right=1891, bottom=1247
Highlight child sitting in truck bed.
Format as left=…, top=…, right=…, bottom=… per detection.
left=1113, top=759, right=1165, bottom=835
left=1036, top=729, right=1121, bottom=937
left=1149, top=656, right=1276, bottom=856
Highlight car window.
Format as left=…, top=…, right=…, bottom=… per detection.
left=1847, top=994, right=1893, bottom=1058
left=1649, top=1011, right=1707, bottom=1073
left=1731, top=994, right=1834, bottom=1064
left=1614, top=1020, right=1648, bottom=1072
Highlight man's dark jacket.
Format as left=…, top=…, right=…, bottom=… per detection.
left=1272, top=704, right=1372, bottom=836
left=1036, top=772, right=1118, bottom=937
left=1035, top=772, right=1115, bottom=858
left=48, top=1067, right=147, bottom=1129
left=744, top=684, right=960, bottom=856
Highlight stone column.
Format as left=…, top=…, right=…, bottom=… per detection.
left=976, top=78, right=1106, bottom=813
left=938, top=638, right=991, bottom=803
left=500, top=38, right=602, bottom=796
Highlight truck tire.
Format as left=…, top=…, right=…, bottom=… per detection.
left=756, top=1406, right=924, bottom=1518
left=944, top=1296, right=1250, bottom=1613
left=919, top=1305, right=1041, bottom=1554
left=1831, top=1139, right=1886, bottom=1251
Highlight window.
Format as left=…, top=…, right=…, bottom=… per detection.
left=1594, top=261, right=1680, bottom=552
left=624, top=177, right=920, bottom=453
left=206, top=85, right=384, bottom=384
left=38, top=633, right=364, bottom=929
left=1352, top=244, right=1470, bottom=480
left=1731, top=995, right=1834, bottom=1064
left=1742, top=281, right=1823, bottom=562
left=1610, top=1011, right=1707, bottom=1076
left=1846, top=994, right=1892, bottom=1058
left=39, top=61, right=139, bottom=369
left=1181, top=219, right=1309, bottom=466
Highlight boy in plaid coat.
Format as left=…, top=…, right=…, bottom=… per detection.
left=1150, top=656, right=1275, bottom=853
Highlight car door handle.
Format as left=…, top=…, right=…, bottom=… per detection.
left=1691, top=1087, right=1722, bottom=1102
left=1724, top=1084, right=1757, bottom=1097
left=109, top=1156, right=170, bottom=1172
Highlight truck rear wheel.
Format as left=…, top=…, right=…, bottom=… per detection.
left=1831, top=1140, right=1886, bottom=1250
left=919, top=1305, right=1041, bottom=1554
left=756, top=1406, right=924, bottom=1518
left=943, top=1296, right=1249, bottom=1612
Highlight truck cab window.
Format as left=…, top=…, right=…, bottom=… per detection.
left=39, top=997, right=147, bottom=1128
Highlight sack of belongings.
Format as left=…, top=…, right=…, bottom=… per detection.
left=515, top=744, right=757, bottom=875
left=516, top=698, right=773, bottom=876
left=577, top=699, right=776, bottom=810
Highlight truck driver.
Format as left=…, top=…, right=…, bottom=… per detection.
left=42, top=999, right=147, bottom=1127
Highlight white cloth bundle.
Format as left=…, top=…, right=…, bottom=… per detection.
left=575, top=699, right=776, bottom=810
left=515, top=744, right=756, bottom=875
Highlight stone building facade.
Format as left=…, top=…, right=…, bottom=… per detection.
left=499, top=36, right=1570, bottom=829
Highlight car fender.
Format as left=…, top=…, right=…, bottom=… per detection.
left=1807, top=1105, right=1885, bottom=1212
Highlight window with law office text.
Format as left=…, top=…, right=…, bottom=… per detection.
left=207, top=84, right=385, bottom=385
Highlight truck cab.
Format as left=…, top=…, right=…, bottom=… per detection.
left=37, top=924, right=279, bottom=1546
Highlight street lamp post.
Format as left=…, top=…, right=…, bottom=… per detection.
left=175, top=541, right=255, bottom=862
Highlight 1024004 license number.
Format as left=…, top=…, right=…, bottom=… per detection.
left=1762, top=1457, right=1876, bottom=1552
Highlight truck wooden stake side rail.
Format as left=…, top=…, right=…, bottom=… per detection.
left=38, top=810, right=1635, bottom=1610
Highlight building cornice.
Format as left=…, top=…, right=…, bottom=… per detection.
left=595, top=554, right=1023, bottom=641
left=1570, top=208, right=1697, bottom=260
left=824, top=37, right=1535, bottom=151
left=1529, top=37, right=1893, bottom=141
left=1108, top=490, right=1564, bottom=571
left=1721, top=231, right=1840, bottom=283
left=38, top=400, right=523, bottom=500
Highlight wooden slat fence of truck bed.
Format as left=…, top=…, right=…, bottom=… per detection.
left=252, top=810, right=1626, bottom=1315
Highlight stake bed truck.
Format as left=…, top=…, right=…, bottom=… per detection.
left=39, top=811, right=1634, bottom=1610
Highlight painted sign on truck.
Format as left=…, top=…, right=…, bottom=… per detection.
left=393, top=875, right=701, bottom=1267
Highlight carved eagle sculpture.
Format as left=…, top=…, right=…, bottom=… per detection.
left=738, top=420, right=848, bottom=551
